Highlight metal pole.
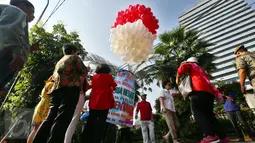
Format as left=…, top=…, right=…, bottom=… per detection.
left=0, top=72, right=20, bottom=111
left=35, top=0, right=50, bottom=25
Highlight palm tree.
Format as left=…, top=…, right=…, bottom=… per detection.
left=135, top=25, right=215, bottom=87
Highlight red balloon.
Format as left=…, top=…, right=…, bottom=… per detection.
left=131, top=6, right=136, bottom=12
left=113, top=4, right=159, bottom=34
left=138, top=5, right=146, bottom=12
left=146, top=7, right=151, bottom=12
left=128, top=5, right=132, bottom=10
left=155, top=24, right=159, bottom=29
left=135, top=4, right=140, bottom=9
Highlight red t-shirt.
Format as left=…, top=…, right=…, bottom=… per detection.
left=136, top=101, right=152, bottom=121
left=89, top=74, right=117, bottom=110
left=177, top=63, right=215, bottom=96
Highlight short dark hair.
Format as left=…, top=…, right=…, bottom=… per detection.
left=95, top=64, right=111, bottom=74
left=63, top=44, right=77, bottom=55
left=10, top=0, right=34, bottom=9
left=162, top=80, right=170, bottom=88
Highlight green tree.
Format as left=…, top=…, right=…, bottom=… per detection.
left=3, top=23, right=87, bottom=114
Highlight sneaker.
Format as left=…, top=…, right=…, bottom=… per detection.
left=200, top=136, right=220, bottom=143
left=220, top=137, right=230, bottom=143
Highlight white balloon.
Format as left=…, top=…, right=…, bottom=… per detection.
left=110, top=19, right=156, bottom=63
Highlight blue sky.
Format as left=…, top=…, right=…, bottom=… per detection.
left=1, top=0, right=254, bottom=110
left=0, top=0, right=200, bottom=110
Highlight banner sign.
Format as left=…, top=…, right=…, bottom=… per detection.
left=106, top=69, right=135, bottom=127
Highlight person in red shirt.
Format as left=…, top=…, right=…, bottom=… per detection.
left=135, top=94, right=155, bottom=143
left=84, top=64, right=117, bottom=143
left=176, top=57, right=228, bottom=143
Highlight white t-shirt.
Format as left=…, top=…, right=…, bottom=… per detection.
left=83, top=100, right=89, bottom=111
left=159, top=89, right=177, bottom=112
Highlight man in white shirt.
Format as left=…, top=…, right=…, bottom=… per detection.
left=158, top=80, right=180, bottom=143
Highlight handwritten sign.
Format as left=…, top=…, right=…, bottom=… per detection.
left=106, top=69, right=135, bottom=127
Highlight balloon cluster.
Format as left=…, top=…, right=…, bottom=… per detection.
left=112, top=4, right=159, bottom=35
left=110, top=4, right=159, bottom=63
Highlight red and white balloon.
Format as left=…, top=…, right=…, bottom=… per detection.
left=110, top=4, right=159, bottom=63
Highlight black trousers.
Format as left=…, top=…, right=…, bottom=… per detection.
left=116, top=127, right=132, bottom=143
left=102, top=123, right=117, bottom=143
left=190, top=91, right=226, bottom=139
left=83, top=109, right=109, bottom=143
left=226, top=111, right=249, bottom=138
left=33, top=87, right=80, bottom=143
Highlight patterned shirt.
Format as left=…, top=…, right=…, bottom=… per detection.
left=52, top=55, right=87, bottom=90
left=236, top=52, right=255, bottom=80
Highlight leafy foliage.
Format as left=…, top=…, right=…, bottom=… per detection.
left=3, top=23, right=87, bottom=114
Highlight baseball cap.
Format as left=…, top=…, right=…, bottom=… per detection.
left=186, top=57, right=198, bottom=63
left=234, top=45, right=245, bottom=54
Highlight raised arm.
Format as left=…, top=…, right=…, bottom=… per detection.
left=176, top=64, right=191, bottom=85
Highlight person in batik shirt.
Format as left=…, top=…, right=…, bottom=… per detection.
left=33, top=44, right=87, bottom=143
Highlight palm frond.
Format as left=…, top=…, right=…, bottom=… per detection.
left=84, top=53, right=118, bottom=71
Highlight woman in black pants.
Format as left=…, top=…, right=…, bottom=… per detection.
left=176, top=57, right=229, bottom=143
left=83, top=64, right=117, bottom=143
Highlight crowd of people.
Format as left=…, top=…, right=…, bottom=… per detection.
left=0, top=0, right=255, bottom=143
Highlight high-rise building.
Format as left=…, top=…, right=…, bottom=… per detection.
left=179, top=0, right=255, bottom=88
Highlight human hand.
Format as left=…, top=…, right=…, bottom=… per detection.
left=240, top=85, right=246, bottom=94
left=9, top=54, right=25, bottom=71
left=226, top=96, right=233, bottom=101
left=176, top=79, right=179, bottom=85
left=135, top=114, right=138, bottom=119
left=218, top=97, right=225, bottom=104
left=162, top=107, right=167, bottom=113
left=87, top=65, right=91, bottom=73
